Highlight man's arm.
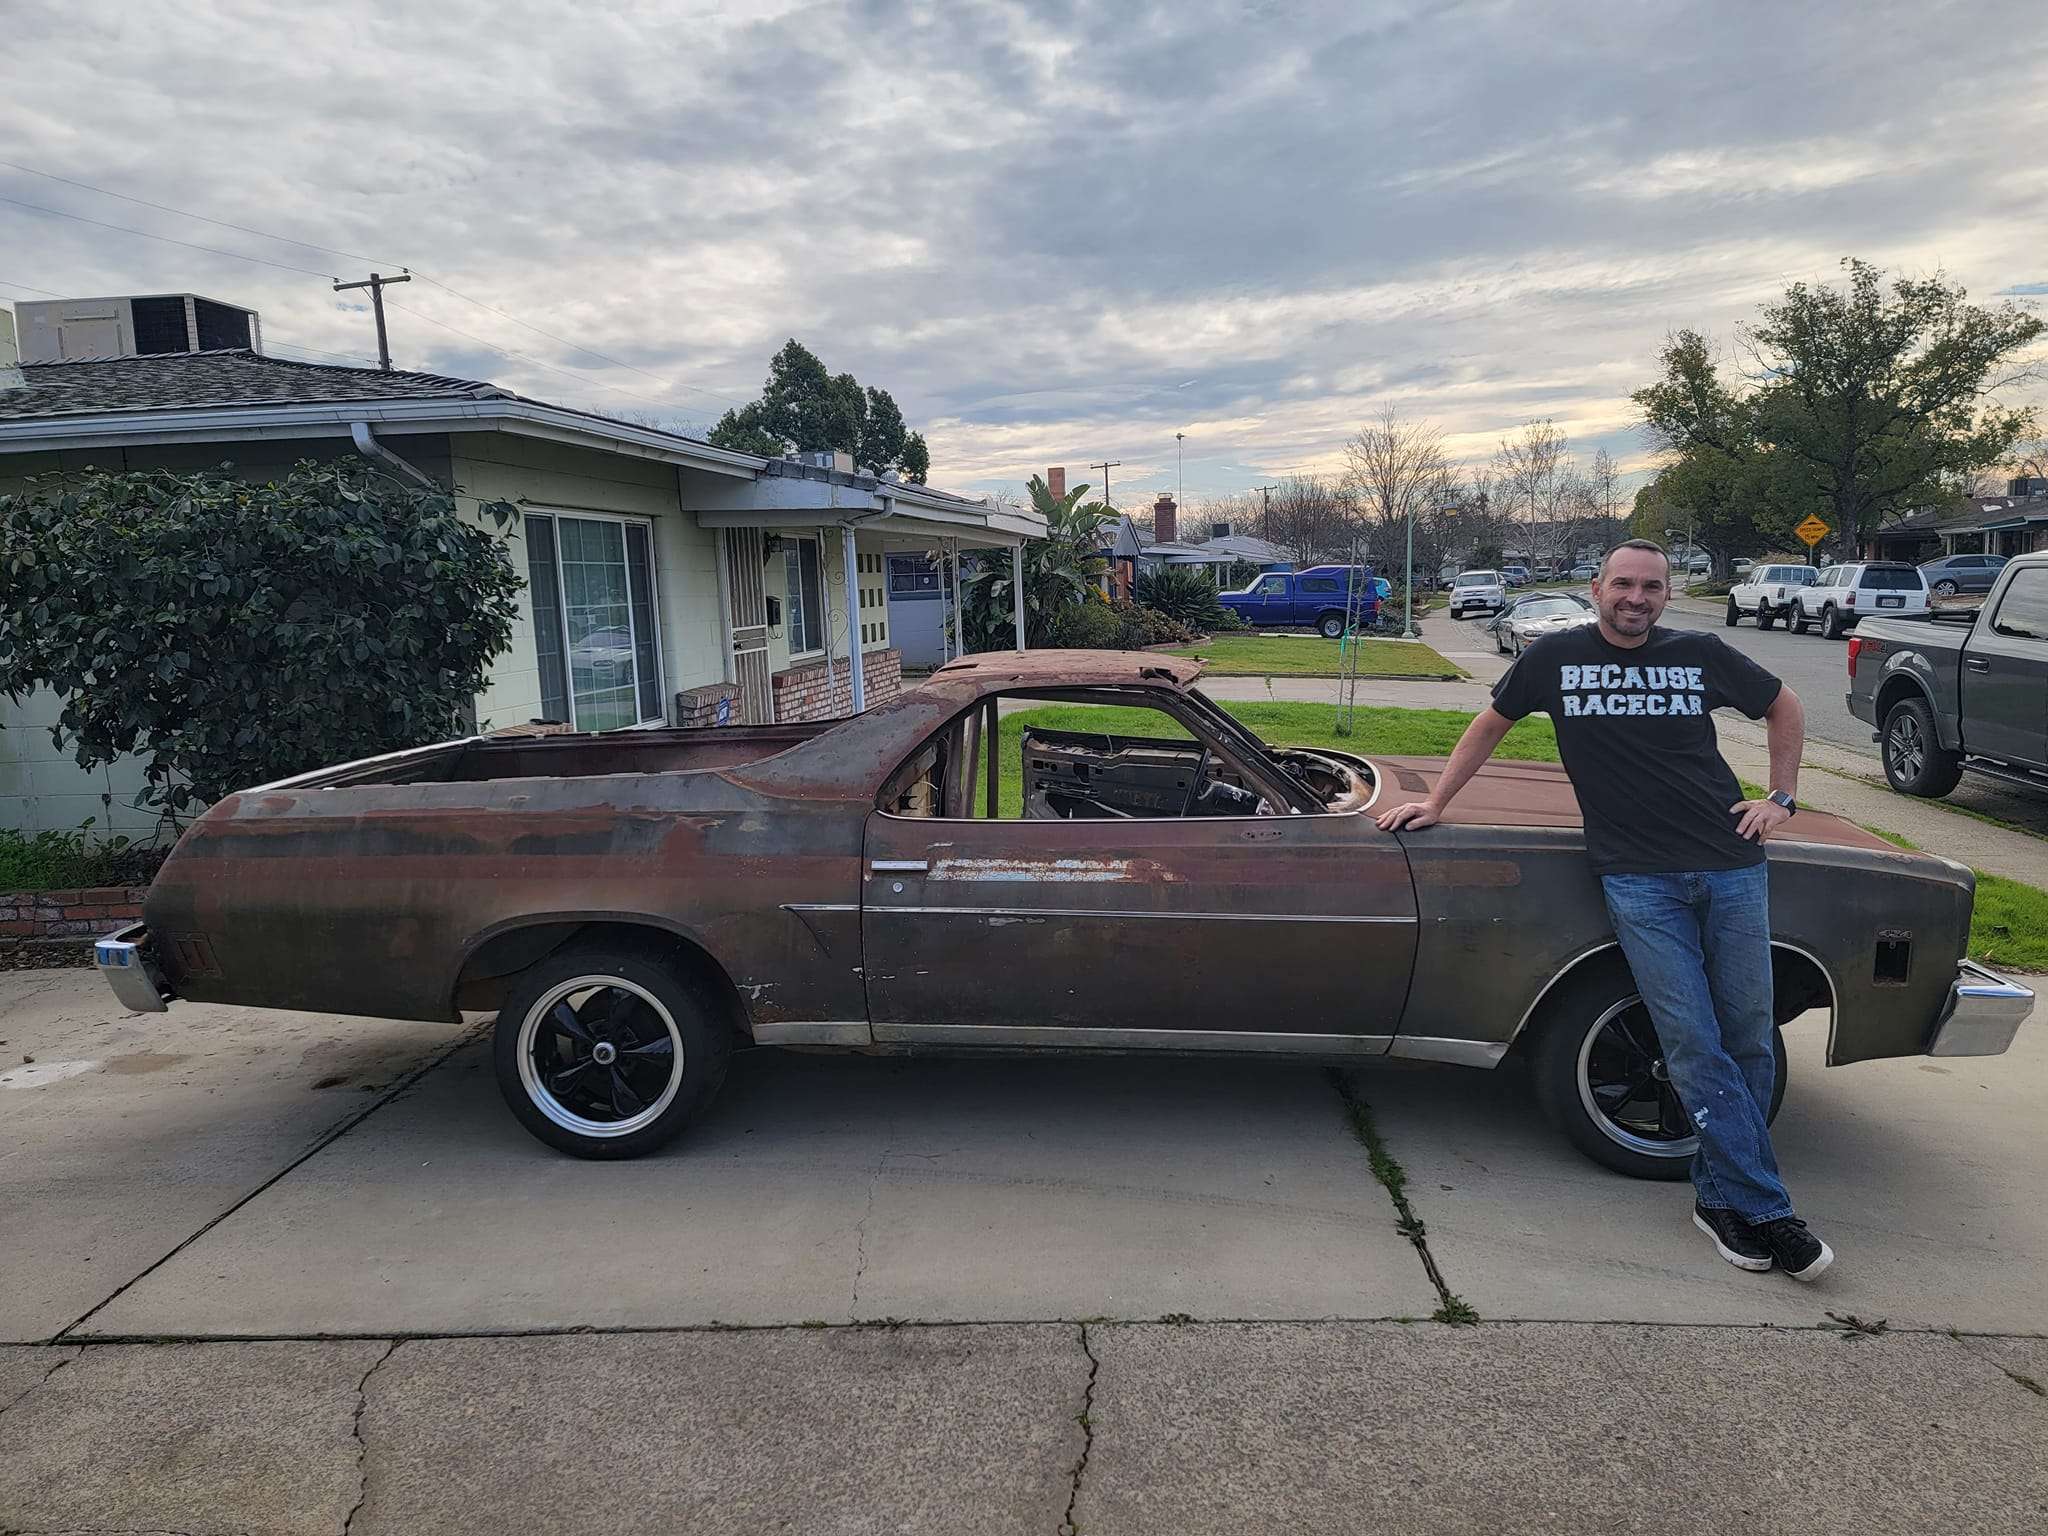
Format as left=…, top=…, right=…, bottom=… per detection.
left=1375, top=706, right=1517, bottom=831
left=1730, top=684, right=1805, bottom=841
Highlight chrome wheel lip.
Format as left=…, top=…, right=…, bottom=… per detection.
left=1576, top=995, right=1698, bottom=1160
left=516, top=975, right=684, bottom=1139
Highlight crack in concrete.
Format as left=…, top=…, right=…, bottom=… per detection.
left=0, top=1348, right=75, bottom=1423
left=341, top=1340, right=401, bottom=1536
left=848, top=1135, right=890, bottom=1322
left=1057, top=1322, right=1099, bottom=1536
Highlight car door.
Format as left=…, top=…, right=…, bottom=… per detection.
left=1246, top=572, right=1288, bottom=623
left=860, top=701, right=1419, bottom=1050
left=1960, top=566, right=2048, bottom=767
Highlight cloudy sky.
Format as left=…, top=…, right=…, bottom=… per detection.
left=4, top=0, right=2044, bottom=506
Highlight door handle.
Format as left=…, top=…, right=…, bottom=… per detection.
left=1965, top=657, right=1990, bottom=673
left=870, top=859, right=929, bottom=873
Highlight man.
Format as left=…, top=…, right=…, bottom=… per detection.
left=1377, top=540, right=1832, bottom=1281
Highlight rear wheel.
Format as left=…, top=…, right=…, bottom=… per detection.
left=1318, top=611, right=1346, bottom=640
left=1819, top=604, right=1844, bottom=639
left=1724, top=597, right=1740, bottom=628
left=1531, top=965, right=1787, bottom=1181
left=1881, top=695, right=1963, bottom=797
left=493, top=943, right=732, bottom=1159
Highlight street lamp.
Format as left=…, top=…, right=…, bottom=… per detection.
left=1175, top=432, right=1186, bottom=508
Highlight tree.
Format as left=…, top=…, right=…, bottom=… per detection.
left=1262, top=475, right=1355, bottom=564
left=0, top=459, right=523, bottom=816
left=1586, top=448, right=1628, bottom=555
left=962, top=474, right=1115, bottom=649
left=1343, top=404, right=1451, bottom=585
left=707, top=339, right=933, bottom=480
left=1492, top=419, right=1574, bottom=562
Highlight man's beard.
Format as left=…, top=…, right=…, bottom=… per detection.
left=1604, top=602, right=1655, bottom=633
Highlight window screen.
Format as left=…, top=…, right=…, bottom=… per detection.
left=523, top=516, right=571, bottom=723
left=785, top=539, right=824, bottom=653
left=193, top=299, right=252, bottom=351
left=129, top=296, right=189, bottom=355
left=624, top=523, right=661, bottom=721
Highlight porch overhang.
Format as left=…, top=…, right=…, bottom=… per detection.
left=691, top=480, right=1044, bottom=548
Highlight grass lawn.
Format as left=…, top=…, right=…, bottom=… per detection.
left=1164, top=634, right=1464, bottom=678
left=986, top=701, right=1556, bottom=818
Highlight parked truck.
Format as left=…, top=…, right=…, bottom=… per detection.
left=1846, top=551, right=2048, bottom=798
left=1216, top=564, right=1379, bottom=638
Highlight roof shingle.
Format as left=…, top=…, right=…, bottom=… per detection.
left=0, top=349, right=508, bottom=421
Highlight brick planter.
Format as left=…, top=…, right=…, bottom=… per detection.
left=0, top=886, right=149, bottom=940
left=772, top=648, right=903, bottom=723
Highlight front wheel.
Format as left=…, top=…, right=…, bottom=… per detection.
left=493, top=943, right=732, bottom=1159
left=1820, top=604, right=1844, bottom=640
left=1791, top=605, right=1811, bottom=635
left=1530, top=966, right=1786, bottom=1181
left=1318, top=612, right=1346, bottom=640
left=1881, top=696, right=1963, bottom=797
left=1756, top=601, right=1776, bottom=631
left=1724, top=597, right=1740, bottom=628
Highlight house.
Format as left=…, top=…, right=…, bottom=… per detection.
left=0, top=296, right=1043, bottom=835
left=1102, top=493, right=1291, bottom=583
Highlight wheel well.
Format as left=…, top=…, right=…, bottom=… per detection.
left=1873, top=673, right=1929, bottom=728
left=1501, top=940, right=1835, bottom=1060
left=451, top=919, right=748, bottom=1037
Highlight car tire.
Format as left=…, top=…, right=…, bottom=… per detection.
left=1318, top=612, right=1346, bottom=640
left=1756, top=601, right=1776, bottom=631
left=1495, top=626, right=1510, bottom=655
left=1819, top=604, right=1843, bottom=640
left=1933, top=579, right=1959, bottom=597
left=1790, top=605, right=1810, bottom=635
left=1881, top=695, right=1963, bottom=798
left=1724, top=597, right=1740, bottom=628
left=1529, top=962, right=1787, bottom=1182
left=493, top=942, right=733, bottom=1159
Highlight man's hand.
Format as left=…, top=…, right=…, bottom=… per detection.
left=1377, top=800, right=1442, bottom=833
left=1730, top=797, right=1793, bottom=842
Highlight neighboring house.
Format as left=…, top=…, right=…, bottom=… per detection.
left=0, top=297, right=1043, bottom=835
left=1933, top=492, right=2048, bottom=559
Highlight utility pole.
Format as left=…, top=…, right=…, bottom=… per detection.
left=1090, top=459, right=1121, bottom=511
left=1252, top=483, right=1278, bottom=540
left=333, top=271, right=411, bottom=371
left=1175, top=432, right=1186, bottom=508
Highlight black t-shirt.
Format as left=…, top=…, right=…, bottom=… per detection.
left=1489, top=624, right=1783, bottom=876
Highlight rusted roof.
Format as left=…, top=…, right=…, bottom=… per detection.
left=933, top=649, right=1206, bottom=688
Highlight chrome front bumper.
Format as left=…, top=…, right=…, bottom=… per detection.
left=94, top=922, right=171, bottom=1015
left=1926, top=959, right=2034, bottom=1057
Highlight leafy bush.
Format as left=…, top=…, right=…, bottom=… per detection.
left=0, top=458, right=523, bottom=815
left=0, top=823, right=170, bottom=892
left=963, top=474, right=1116, bottom=651
left=1135, top=566, right=1230, bottom=630
left=1050, top=597, right=1125, bottom=649
left=1110, top=598, right=1197, bottom=647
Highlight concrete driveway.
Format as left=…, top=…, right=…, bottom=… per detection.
left=3, top=969, right=2044, bottom=1531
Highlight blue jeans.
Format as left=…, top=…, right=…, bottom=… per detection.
left=1600, top=866, right=1793, bottom=1224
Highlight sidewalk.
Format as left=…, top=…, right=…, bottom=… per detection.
left=1200, top=666, right=2048, bottom=890
left=2, top=1322, right=2040, bottom=1532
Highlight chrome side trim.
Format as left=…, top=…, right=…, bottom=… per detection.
left=781, top=902, right=860, bottom=914
left=866, top=906, right=1417, bottom=924
left=869, top=1024, right=1394, bottom=1055
left=752, top=1020, right=874, bottom=1046
left=1388, top=1035, right=1510, bottom=1068
left=1500, top=939, right=1841, bottom=1060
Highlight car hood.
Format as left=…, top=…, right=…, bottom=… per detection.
left=1368, top=756, right=1895, bottom=851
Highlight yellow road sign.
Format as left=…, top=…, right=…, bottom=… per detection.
left=1794, top=514, right=1830, bottom=547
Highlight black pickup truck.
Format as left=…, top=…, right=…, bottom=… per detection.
left=1846, top=552, right=2048, bottom=798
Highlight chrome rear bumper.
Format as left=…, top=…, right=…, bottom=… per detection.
left=1926, top=959, right=2033, bottom=1057
left=94, top=922, right=170, bottom=1015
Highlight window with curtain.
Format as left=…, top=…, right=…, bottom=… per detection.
left=523, top=512, right=665, bottom=730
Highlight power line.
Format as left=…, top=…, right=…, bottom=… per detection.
left=0, top=158, right=744, bottom=406
left=0, top=276, right=69, bottom=300
left=267, top=340, right=381, bottom=366
left=0, top=158, right=389, bottom=268
left=0, top=192, right=338, bottom=279
left=382, top=298, right=692, bottom=414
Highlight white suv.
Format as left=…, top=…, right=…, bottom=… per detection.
left=1791, top=561, right=1928, bottom=638
left=1449, top=569, right=1507, bottom=619
left=1725, top=563, right=1818, bottom=629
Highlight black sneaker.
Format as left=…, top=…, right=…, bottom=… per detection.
left=1752, top=1216, right=1834, bottom=1281
left=1693, top=1202, right=1773, bottom=1272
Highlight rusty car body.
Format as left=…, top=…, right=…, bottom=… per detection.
left=97, top=650, right=2032, bottom=1174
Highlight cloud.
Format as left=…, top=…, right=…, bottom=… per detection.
left=1, top=0, right=2043, bottom=507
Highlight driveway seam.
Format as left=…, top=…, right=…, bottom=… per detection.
left=49, top=1021, right=488, bottom=1344
left=1327, top=1068, right=1477, bottom=1325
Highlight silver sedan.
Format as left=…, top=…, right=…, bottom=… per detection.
left=1489, top=592, right=1597, bottom=656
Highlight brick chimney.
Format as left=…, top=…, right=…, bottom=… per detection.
left=1153, top=491, right=1178, bottom=545
left=1047, top=466, right=1066, bottom=499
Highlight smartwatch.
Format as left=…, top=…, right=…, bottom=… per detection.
left=1767, top=790, right=1797, bottom=815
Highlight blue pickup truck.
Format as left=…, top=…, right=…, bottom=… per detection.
left=1217, top=565, right=1381, bottom=638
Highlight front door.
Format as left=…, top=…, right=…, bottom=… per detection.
left=861, top=804, right=1418, bottom=1050
left=1962, top=565, right=2048, bottom=767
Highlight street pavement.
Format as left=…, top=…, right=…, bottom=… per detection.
left=1, top=969, right=2043, bottom=1530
